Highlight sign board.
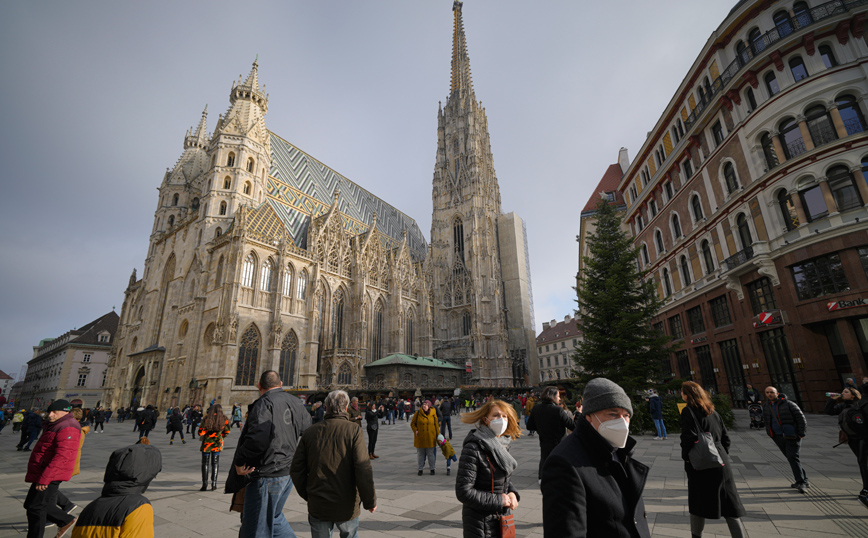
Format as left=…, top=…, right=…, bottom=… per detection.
left=828, top=298, right=867, bottom=311
left=465, top=361, right=472, bottom=373
left=752, top=309, right=784, bottom=329
left=690, top=336, right=707, bottom=344
left=677, top=402, right=687, bottom=414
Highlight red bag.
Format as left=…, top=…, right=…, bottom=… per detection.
left=486, top=456, right=516, bottom=538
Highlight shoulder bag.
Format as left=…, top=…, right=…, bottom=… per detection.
left=485, top=455, right=515, bottom=538
left=686, top=407, right=725, bottom=470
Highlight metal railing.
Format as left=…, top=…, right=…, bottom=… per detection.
left=786, top=138, right=808, bottom=159
left=724, top=246, right=755, bottom=271
left=809, top=123, right=839, bottom=147
left=844, top=117, right=866, bottom=135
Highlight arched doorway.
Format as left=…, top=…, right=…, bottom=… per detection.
left=130, top=366, right=145, bottom=408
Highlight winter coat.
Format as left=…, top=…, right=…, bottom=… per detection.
left=94, top=410, right=106, bottom=423
left=439, top=438, right=456, bottom=461
left=168, top=413, right=183, bottom=433
left=290, top=413, right=376, bottom=522
left=13, top=411, right=24, bottom=424
left=455, top=429, right=519, bottom=538
left=365, top=408, right=380, bottom=431
left=541, top=417, right=651, bottom=538
left=72, top=425, right=90, bottom=477
left=411, top=408, right=440, bottom=449
left=198, top=418, right=231, bottom=452
left=25, top=412, right=81, bottom=485
left=439, top=399, right=452, bottom=415
left=836, top=398, right=868, bottom=440
left=137, top=409, right=157, bottom=431
left=22, top=411, right=42, bottom=435
left=71, top=443, right=161, bottom=538
left=679, top=405, right=745, bottom=519
left=347, top=404, right=362, bottom=427
left=762, top=394, right=806, bottom=439
left=527, top=400, right=575, bottom=477
left=648, top=396, right=663, bottom=420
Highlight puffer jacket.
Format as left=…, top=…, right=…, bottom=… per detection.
left=411, top=408, right=440, bottom=448
left=455, top=429, right=519, bottom=538
left=72, top=425, right=90, bottom=477
left=762, top=394, right=806, bottom=439
left=26, top=412, right=81, bottom=485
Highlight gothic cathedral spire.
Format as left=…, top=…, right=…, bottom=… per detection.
left=450, top=1, right=473, bottom=98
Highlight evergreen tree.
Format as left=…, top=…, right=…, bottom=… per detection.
left=573, top=196, right=673, bottom=395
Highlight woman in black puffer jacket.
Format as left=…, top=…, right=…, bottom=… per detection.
left=456, top=399, right=522, bottom=538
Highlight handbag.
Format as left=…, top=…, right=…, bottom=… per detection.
left=485, top=456, right=516, bottom=538
left=686, top=407, right=725, bottom=470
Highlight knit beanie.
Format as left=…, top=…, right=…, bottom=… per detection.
left=582, top=378, right=633, bottom=417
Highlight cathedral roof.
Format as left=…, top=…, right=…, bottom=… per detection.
left=265, top=133, right=428, bottom=259
left=364, top=354, right=463, bottom=370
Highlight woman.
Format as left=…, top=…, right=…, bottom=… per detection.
left=680, top=381, right=746, bottom=538
left=365, top=401, right=381, bottom=459
left=168, top=407, right=185, bottom=444
left=833, top=387, right=868, bottom=504
left=411, top=400, right=440, bottom=475
left=231, top=404, right=243, bottom=428
left=198, top=404, right=231, bottom=491
left=456, top=399, right=521, bottom=538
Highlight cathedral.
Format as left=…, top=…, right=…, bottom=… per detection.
left=104, top=2, right=538, bottom=410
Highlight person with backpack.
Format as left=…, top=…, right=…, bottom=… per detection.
left=832, top=387, right=868, bottom=506
left=231, top=405, right=243, bottom=429
left=762, top=386, right=808, bottom=493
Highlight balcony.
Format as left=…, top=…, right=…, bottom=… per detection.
left=724, top=246, right=755, bottom=271
left=786, top=138, right=808, bottom=159
left=809, top=124, right=839, bottom=147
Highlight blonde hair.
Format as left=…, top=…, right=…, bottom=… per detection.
left=460, top=399, right=522, bottom=440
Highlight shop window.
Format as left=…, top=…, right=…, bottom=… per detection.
left=669, top=314, right=684, bottom=339
left=791, top=253, right=850, bottom=301
left=710, top=295, right=732, bottom=327
left=687, top=306, right=705, bottom=335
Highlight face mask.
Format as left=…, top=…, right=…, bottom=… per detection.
left=487, top=418, right=508, bottom=437
left=593, top=414, right=629, bottom=448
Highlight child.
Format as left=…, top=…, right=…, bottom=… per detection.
left=437, top=434, right=457, bottom=475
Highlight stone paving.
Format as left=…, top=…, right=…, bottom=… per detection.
left=0, top=409, right=866, bottom=537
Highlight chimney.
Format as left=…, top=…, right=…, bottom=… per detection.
left=550, top=319, right=557, bottom=327
left=542, top=322, right=550, bottom=330
left=618, top=147, right=630, bottom=175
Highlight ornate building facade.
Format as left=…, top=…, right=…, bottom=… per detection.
left=104, top=1, right=537, bottom=411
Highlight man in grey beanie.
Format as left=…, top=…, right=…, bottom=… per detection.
left=540, top=378, right=651, bottom=538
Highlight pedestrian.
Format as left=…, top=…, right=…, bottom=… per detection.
left=290, top=390, right=377, bottom=537
left=455, top=398, right=521, bottom=537
left=745, top=384, right=760, bottom=405
left=831, top=387, right=868, bottom=506
left=52, top=407, right=89, bottom=522
left=18, top=409, right=43, bottom=451
left=225, top=370, right=311, bottom=538
left=541, top=377, right=650, bottom=537
left=860, top=376, right=868, bottom=396
left=168, top=407, right=185, bottom=445
left=648, top=389, right=668, bottom=440
left=198, top=403, right=230, bottom=491
left=188, top=405, right=203, bottom=434
left=762, top=386, right=809, bottom=493
left=436, top=433, right=457, bottom=476
left=23, top=400, right=81, bottom=538
left=411, top=399, right=440, bottom=475
left=439, top=397, right=453, bottom=440
left=680, top=381, right=747, bottom=538
left=347, top=397, right=363, bottom=427
left=365, top=401, right=381, bottom=459
left=71, top=442, right=162, bottom=538
left=404, top=399, right=412, bottom=421
left=13, top=408, right=24, bottom=432
left=93, top=407, right=105, bottom=433
left=311, top=401, right=325, bottom=424
left=526, top=386, right=575, bottom=481
left=231, top=404, right=243, bottom=429
left=137, top=405, right=157, bottom=439
left=523, top=395, right=535, bottom=435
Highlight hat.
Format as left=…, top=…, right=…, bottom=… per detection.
left=582, top=378, right=633, bottom=417
left=47, top=400, right=73, bottom=412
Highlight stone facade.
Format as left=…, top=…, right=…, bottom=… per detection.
left=535, top=316, right=581, bottom=382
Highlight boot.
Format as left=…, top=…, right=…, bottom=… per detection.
left=211, top=453, right=220, bottom=491
left=200, top=452, right=210, bottom=491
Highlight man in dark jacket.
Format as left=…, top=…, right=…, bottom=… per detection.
left=229, top=370, right=311, bottom=538
left=541, top=378, right=650, bottom=538
left=137, top=405, right=157, bottom=439
left=290, top=390, right=376, bottom=537
left=762, top=386, right=809, bottom=493
left=439, top=397, right=453, bottom=439
left=93, top=408, right=106, bottom=433
left=526, top=386, right=575, bottom=481
left=17, top=410, right=43, bottom=451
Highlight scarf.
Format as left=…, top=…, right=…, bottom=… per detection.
left=474, top=424, right=517, bottom=475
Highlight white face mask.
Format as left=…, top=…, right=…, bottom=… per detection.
left=487, top=417, right=508, bottom=437
left=593, top=414, right=629, bottom=448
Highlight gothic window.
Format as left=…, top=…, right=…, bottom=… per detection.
left=746, top=88, right=757, bottom=112
left=247, top=158, right=254, bottom=173
left=223, top=177, right=231, bottom=189
left=662, top=268, right=672, bottom=296
left=235, top=325, right=260, bottom=386
left=283, top=265, right=293, bottom=297
left=178, top=320, right=188, bottom=338
left=215, top=227, right=222, bottom=238
left=168, top=215, right=174, bottom=227
left=680, top=255, right=692, bottom=286
left=701, top=240, right=715, bottom=274
left=453, top=218, right=465, bottom=262
left=779, top=117, right=805, bottom=159
left=260, top=259, right=273, bottom=292
left=219, top=202, right=227, bottom=216
left=327, top=247, right=339, bottom=273
left=372, top=304, right=384, bottom=361
left=243, top=182, right=252, bottom=195
left=764, top=72, right=779, bottom=97
left=736, top=214, right=752, bottom=249
left=462, top=311, right=472, bottom=337
left=204, top=324, right=215, bottom=346
left=641, top=244, right=650, bottom=265
left=172, top=193, right=179, bottom=206
left=723, top=162, right=739, bottom=194
left=242, top=254, right=255, bottom=288
left=777, top=189, right=799, bottom=231
left=297, top=271, right=307, bottom=300
left=789, top=56, right=808, bottom=82
left=227, top=152, right=235, bottom=167
left=819, top=45, right=837, bottom=69
left=279, top=331, right=297, bottom=387
left=405, top=314, right=414, bottom=355
left=453, top=138, right=459, bottom=154
left=691, top=195, right=703, bottom=222
left=337, top=362, right=352, bottom=385
left=332, top=290, right=344, bottom=349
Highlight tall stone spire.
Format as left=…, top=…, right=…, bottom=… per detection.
left=450, top=1, right=474, bottom=98
left=184, top=105, right=208, bottom=150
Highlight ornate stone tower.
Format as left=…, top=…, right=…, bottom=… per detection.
left=429, top=1, right=513, bottom=386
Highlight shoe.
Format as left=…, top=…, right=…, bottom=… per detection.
left=211, top=484, right=217, bottom=491
left=430, top=469, right=435, bottom=475
left=170, top=440, right=173, bottom=445
left=16, top=447, right=22, bottom=451
left=44, top=523, right=57, bottom=531
left=200, top=485, right=208, bottom=491
left=369, top=454, right=374, bottom=459
left=23, top=447, right=30, bottom=451
left=791, top=481, right=810, bottom=489
left=859, top=494, right=868, bottom=508
left=65, top=504, right=79, bottom=515
left=418, top=470, right=423, bottom=476
left=372, top=454, right=379, bottom=459
left=653, top=437, right=661, bottom=440
left=447, top=468, right=451, bottom=476
left=182, top=440, right=186, bottom=444
left=797, top=483, right=807, bottom=494
left=57, top=517, right=76, bottom=538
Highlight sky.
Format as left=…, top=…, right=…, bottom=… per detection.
left=0, top=1, right=737, bottom=381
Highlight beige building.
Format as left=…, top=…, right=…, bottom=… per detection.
left=104, top=1, right=537, bottom=411
left=535, top=316, right=581, bottom=382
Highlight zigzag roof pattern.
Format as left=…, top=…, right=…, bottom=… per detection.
left=265, top=133, right=427, bottom=259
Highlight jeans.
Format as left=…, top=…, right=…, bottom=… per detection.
left=772, top=435, right=807, bottom=484
left=440, top=416, right=452, bottom=439
left=653, top=418, right=667, bottom=438
left=387, top=410, right=394, bottom=424
left=24, top=481, right=73, bottom=538
left=94, top=421, right=104, bottom=432
left=417, top=447, right=436, bottom=470
left=139, top=428, right=151, bottom=439
left=308, top=514, right=359, bottom=538
left=239, top=475, right=296, bottom=538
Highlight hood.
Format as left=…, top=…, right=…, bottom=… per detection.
left=101, top=444, right=162, bottom=497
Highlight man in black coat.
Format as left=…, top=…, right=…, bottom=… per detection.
left=541, top=378, right=650, bottom=538
left=526, top=386, right=575, bottom=481
left=762, top=386, right=809, bottom=492
left=137, top=405, right=157, bottom=439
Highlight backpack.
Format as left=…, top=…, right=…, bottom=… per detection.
left=840, top=404, right=868, bottom=439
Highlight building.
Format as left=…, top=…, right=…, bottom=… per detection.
left=613, top=0, right=868, bottom=412
left=0, top=369, right=14, bottom=400
left=20, top=311, right=118, bottom=409
left=104, top=1, right=537, bottom=411
left=535, top=316, right=582, bottom=382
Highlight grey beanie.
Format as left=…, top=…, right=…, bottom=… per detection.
left=582, top=378, right=633, bottom=417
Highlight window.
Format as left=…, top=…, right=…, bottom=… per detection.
left=167, top=215, right=174, bottom=227
left=862, top=156, right=868, bottom=189
left=736, top=40, right=751, bottom=65
left=696, top=345, right=718, bottom=393
left=172, top=193, right=179, bottom=206
left=701, top=240, right=715, bottom=274
left=636, top=214, right=645, bottom=231
left=83, top=354, right=91, bottom=363
left=761, top=133, right=779, bottom=169
left=235, top=325, right=260, bottom=385
left=676, top=350, right=691, bottom=380
left=793, top=2, right=812, bottom=27
left=723, top=162, right=739, bottom=194
left=226, top=152, right=235, bottom=167
left=779, top=118, right=806, bottom=159
left=746, top=277, right=777, bottom=315
left=791, top=253, right=850, bottom=300
left=649, top=199, right=658, bottom=217
left=749, top=27, right=764, bottom=55
left=101, top=370, right=107, bottom=387
left=827, top=165, right=862, bottom=212
left=223, top=177, right=231, bottom=189
left=805, top=105, right=837, bottom=147
left=99, top=334, right=109, bottom=343
left=711, top=121, right=725, bottom=147
left=279, top=331, right=298, bottom=386
left=260, top=260, right=273, bottom=291
left=672, top=126, right=680, bottom=144
left=765, top=72, right=779, bottom=97
left=371, top=304, right=383, bottom=361
left=283, top=266, right=293, bottom=296
left=687, top=306, right=705, bottom=335
left=247, top=158, right=254, bottom=173
left=789, top=56, right=808, bottom=82
left=462, top=311, right=471, bottom=337
left=680, top=255, right=691, bottom=286
left=561, top=341, right=566, bottom=348
left=337, top=363, right=351, bottom=385
left=710, top=296, right=732, bottom=327
left=800, top=184, right=827, bottom=221
left=736, top=214, right=752, bottom=249
left=778, top=189, right=800, bottom=231
left=453, top=218, right=465, bottom=262
left=774, top=10, right=793, bottom=38
left=547, top=357, right=551, bottom=367
left=406, top=315, right=414, bottom=355
left=77, top=374, right=87, bottom=387
left=664, top=181, right=674, bottom=201
left=859, top=247, right=868, bottom=280
left=332, top=292, right=344, bottom=348
left=655, top=230, right=665, bottom=253
left=662, top=268, right=673, bottom=297
left=691, top=195, right=703, bottom=222
left=243, top=182, right=251, bottom=195
left=746, top=88, right=757, bottom=111
left=819, top=45, right=837, bottom=69
left=669, top=314, right=684, bottom=339
left=554, top=356, right=559, bottom=366
left=682, top=159, right=693, bottom=179
left=215, top=227, right=222, bottom=238
left=837, top=94, right=866, bottom=135
left=671, top=214, right=682, bottom=239
left=297, top=271, right=307, bottom=300
left=677, top=119, right=684, bottom=138
left=219, top=201, right=227, bottom=216
left=641, top=244, right=650, bottom=265
left=242, top=254, right=255, bottom=287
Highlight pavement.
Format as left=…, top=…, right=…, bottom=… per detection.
left=0, top=409, right=866, bottom=537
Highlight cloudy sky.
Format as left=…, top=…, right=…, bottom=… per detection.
left=0, top=1, right=737, bottom=380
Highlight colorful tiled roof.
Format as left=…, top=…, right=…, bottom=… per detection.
left=364, top=354, right=462, bottom=370
left=581, top=163, right=624, bottom=213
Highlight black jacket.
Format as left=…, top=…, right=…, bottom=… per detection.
left=455, top=429, right=519, bottom=538
left=440, top=399, right=452, bottom=415
left=762, top=394, right=806, bottom=439
left=541, top=417, right=651, bottom=538
left=679, top=406, right=745, bottom=519
left=526, top=400, right=575, bottom=477
left=365, top=408, right=380, bottom=431
left=137, top=409, right=157, bottom=430
left=168, top=414, right=183, bottom=433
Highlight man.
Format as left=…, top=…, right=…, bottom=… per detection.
left=527, top=386, right=576, bottom=481
left=23, top=399, right=81, bottom=538
left=438, top=397, right=452, bottom=439
left=745, top=383, right=760, bottom=405
left=137, top=405, right=156, bottom=439
left=347, top=397, right=362, bottom=427
left=291, top=390, right=376, bottom=537
left=860, top=376, right=868, bottom=396
left=228, top=370, right=311, bottom=537
left=762, top=386, right=809, bottom=493
left=541, top=378, right=650, bottom=538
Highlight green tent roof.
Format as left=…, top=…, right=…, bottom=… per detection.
left=364, top=354, right=462, bottom=370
